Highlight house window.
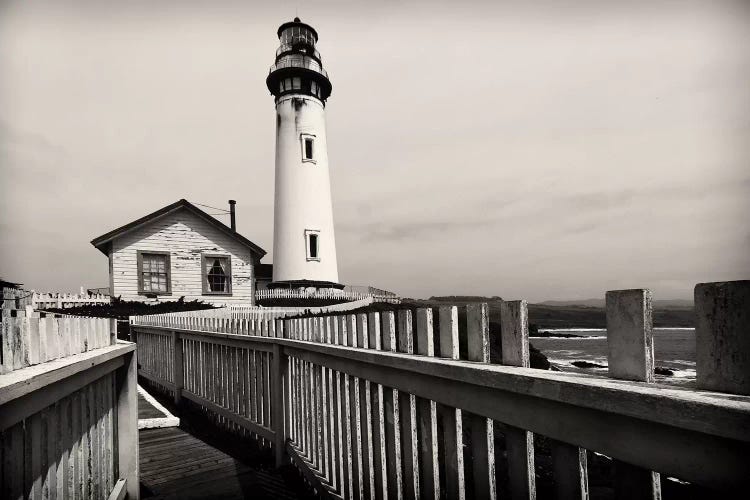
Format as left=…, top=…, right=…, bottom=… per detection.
left=301, top=134, right=315, bottom=162
left=202, top=254, right=232, bottom=295
left=305, top=230, right=320, bottom=261
left=137, top=251, right=171, bottom=295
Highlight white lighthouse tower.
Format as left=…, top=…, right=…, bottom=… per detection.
left=267, top=18, right=340, bottom=288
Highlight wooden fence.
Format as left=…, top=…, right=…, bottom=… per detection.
left=342, top=285, right=398, bottom=298
left=31, top=292, right=110, bottom=310
left=131, top=281, right=750, bottom=499
left=0, top=307, right=138, bottom=499
left=2, top=287, right=34, bottom=314
left=230, top=297, right=378, bottom=316
left=130, top=298, right=378, bottom=330
left=256, top=287, right=401, bottom=304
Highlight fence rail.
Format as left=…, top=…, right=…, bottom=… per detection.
left=1, top=308, right=138, bottom=500
left=131, top=281, right=750, bottom=499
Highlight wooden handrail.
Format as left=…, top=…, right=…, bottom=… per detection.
left=131, top=281, right=750, bottom=498
left=133, top=324, right=749, bottom=437
left=0, top=340, right=139, bottom=499
left=132, top=323, right=750, bottom=490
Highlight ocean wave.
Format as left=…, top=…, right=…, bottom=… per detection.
left=661, top=359, right=696, bottom=367
left=539, top=328, right=605, bottom=332
left=669, top=369, right=697, bottom=379
left=531, top=335, right=606, bottom=340
left=540, top=327, right=694, bottom=333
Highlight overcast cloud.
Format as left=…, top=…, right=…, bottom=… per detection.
left=1, top=0, right=748, bottom=301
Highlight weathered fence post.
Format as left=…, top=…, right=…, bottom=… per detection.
left=116, top=348, right=140, bottom=499
left=397, top=309, right=419, bottom=500
left=110, top=317, right=118, bottom=345
left=438, top=305, right=465, bottom=500
left=499, top=300, right=537, bottom=500
left=606, top=290, right=655, bottom=382
left=606, top=289, right=661, bottom=500
left=273, top=342, right=289, bottom=467
left=466, top=303, right=497, bottom=500
left=415, top=308, right=440, bottom=499
left=695, top=280, right=750, bottom=395
left=172, top=331, right=184, bottom=407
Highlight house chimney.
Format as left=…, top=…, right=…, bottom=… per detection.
left=229, top=200, right=236, bottom=231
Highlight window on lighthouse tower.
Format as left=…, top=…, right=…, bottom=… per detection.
left=305, top=230, right=320, bottom=261
left=301, top=134, right=315, bottom=163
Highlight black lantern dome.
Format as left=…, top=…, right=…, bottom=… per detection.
left=266, top=18, right=332, bottom=102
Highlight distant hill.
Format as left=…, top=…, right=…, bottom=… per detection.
left=428, top=295, right=503, bottom=302
left=539, top=298, right=693, bottom=308
left=410, top=296, right=694, bottom=328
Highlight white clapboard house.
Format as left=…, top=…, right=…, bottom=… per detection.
left=91, top=199, right=267, bottom=305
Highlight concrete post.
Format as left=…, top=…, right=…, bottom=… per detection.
left=606, top=289, right=655, bottom=382
left=695, top=280, right=750, bottom=395
left=606, top=289, right=661, bottom=499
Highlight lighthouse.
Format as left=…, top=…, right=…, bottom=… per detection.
left=266, top=18, right=340, bottom=287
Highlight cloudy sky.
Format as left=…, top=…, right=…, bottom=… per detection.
left=1, top=0, right=748, bottom=302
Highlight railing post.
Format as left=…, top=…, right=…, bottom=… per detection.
left=438, top=305, right=464, bottom=500
left=116, top=348, right=140, bottom=499
left=172, top=331, right=183, bottom=407
left=606, top=289, right=661, bottom=500
left=109, top=318, right=118, bottom=345
left=498, top=300, right=537, bottom=500
left=273, top=342, right=289, bottom=467
left=695, top=280, right=750, bottom=395
left=606, top=289, right=655, bottom=382
left=466, top=303, right=497, bottom=500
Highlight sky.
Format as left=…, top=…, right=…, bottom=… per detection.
left=1, top=0, right=748, bottom=302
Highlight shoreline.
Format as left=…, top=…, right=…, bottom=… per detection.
left=531, top=326, right=694, bottom=338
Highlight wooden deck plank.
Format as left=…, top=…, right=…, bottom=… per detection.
left=138, top=393, right=165, bottom=420
left=139, top=426, right=304, bottom=499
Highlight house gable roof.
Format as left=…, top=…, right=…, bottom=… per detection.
left=90, top=199, right=267, bottom=258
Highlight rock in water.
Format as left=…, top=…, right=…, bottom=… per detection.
left=572, top=360, right=607, bottom=369
left=530, top=344, right=551, bottom=370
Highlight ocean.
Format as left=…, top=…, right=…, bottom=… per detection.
left=531, top=328, right=696, bottom=384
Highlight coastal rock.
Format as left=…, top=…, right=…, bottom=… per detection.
left=530, top=344, right=551, bottom=370
left=655, top=366, right=674, bottom=376
left=572, top=360, right=607, bottom=369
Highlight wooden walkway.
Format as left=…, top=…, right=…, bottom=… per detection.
left=136, top=387, right=303, bottom=499
left=139, top=427, right=300, bottom=499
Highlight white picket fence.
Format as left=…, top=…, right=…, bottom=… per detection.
left=256, top=287, right=400, bottom=303
left=32, top=291, right=111, bottom=310
left=130, top=297, right=377, bottom=329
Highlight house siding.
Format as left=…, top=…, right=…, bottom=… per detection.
left=109, top=210, right=259, bottom=305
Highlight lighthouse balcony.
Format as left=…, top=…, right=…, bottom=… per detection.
left=269, top=55, right=328, bottom=79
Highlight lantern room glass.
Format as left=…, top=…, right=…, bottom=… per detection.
left=280, top=27, right=316, bottom=48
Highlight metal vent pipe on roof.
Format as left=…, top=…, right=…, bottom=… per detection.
left=229, top=200, right=236, bottom=231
